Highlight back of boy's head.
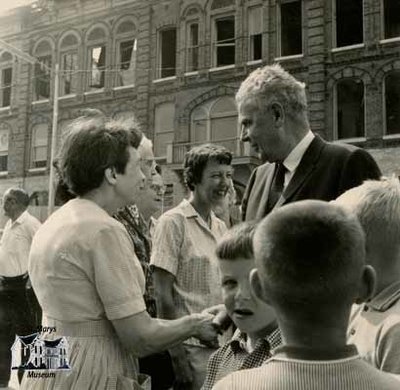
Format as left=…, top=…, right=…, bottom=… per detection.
left=335, top=177, right=400, bottom=266
left=253, top=200, right=365, bottom=312
left=216, top=222, right=257, bottom=261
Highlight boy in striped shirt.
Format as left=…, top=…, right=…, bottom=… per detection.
left=213, top=200, right=400, bottom=389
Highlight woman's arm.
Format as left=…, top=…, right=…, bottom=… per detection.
left=112, top=309, right=216, bottom=358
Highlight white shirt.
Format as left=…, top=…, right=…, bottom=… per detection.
left=282, top=130, right=315, bottom=187
left=0, top=210, right=41, bottom=276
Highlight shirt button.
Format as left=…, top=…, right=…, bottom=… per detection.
left=363, top=306, right=369, bottom=312
left=350, top=328, right=356, bottom=336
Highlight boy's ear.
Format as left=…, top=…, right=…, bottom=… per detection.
left=354, top=265, right=376, bottom=304
left=104, top=167, right=117, bottom=185
left=250, top=268, right=270, bottom=304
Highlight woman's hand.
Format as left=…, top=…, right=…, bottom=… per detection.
left=191, top=312, right=219, bottom=348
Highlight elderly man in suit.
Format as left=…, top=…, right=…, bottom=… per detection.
left=238, top=64, right=381, bottom=221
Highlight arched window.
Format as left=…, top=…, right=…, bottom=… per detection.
left=60, top=33, right=79, bottom=96
left=0, top=122, right=10, bottom=172
left=190, top=96, right=238, bottom=150
left=87, top=27, right=107, bottom=91
left=0, top=52, right=13, bottom=107
left=385, top=71, right=400, bottom=135
left=33, top=40, right=52, bottom=101
left=336, top=79, right=365, bottom=139
left=154, top=103, right=175, bottom=157
left=31, top=123, right=48, bottom=168
left=115, top=19, right=137, bottom=87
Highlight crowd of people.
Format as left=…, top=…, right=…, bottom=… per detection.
left=0, top=63, right=399, bottom=390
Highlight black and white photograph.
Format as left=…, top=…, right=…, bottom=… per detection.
left=0, top=0, right=399, bottom=389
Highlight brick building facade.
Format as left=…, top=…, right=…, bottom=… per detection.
left=0, top=0, right=399, bottom=222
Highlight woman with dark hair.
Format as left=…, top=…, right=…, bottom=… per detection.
left=151, top=144, right=233, bottom=390
left=23, top=117, right=217, bottom=390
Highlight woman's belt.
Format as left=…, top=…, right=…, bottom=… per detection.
left=42, top=315, right=116, bottom=338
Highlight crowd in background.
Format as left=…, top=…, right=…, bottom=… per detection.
left=0, top=64, right=399, bottom=390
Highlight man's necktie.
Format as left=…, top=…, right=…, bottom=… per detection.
left=267, top=162, right=286, bottom=212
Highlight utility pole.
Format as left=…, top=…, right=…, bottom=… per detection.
left=0, top=38, right=59, bottom=217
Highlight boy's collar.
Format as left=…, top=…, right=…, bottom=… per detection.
left=230, top=327, right=281, bottom=354
left=273, top=344, right=358, bottom=361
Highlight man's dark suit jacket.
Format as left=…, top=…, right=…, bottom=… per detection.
left=242, top=135, right=382, bottom=221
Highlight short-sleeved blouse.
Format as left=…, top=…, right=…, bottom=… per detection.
left=23, top=198, right=147, bottom=390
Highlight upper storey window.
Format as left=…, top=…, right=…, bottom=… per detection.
left=335, top=0, right=363, bottom=47
left=158, top=28, right=177, bottom=78
left=0, top=52, right=13, bottom=107
left=59, top=33, right=79, bottom=96
left=33, top=40, right=52, bottom=101
left=87, top=27, right=107, bottom=91
left=279, top=0, right=302, bottom=56
left=211, top=0, right=236, bottom=67
left=383, top=0, right=400, bottom=40
left=115, top=20, right=137, bottom=87
left=248, top=6, right=263, bottom=61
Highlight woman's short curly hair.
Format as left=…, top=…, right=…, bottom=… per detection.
left=57, top=115, right=142, bottom=196
left=183, top=143, right=232, bottom=191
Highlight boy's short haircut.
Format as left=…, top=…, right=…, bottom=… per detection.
left=183, top=144, right=232, bottom=191
left=216, top=222, right=257, bottom=261
left=335, top=177, right=400, bottom=263
left=253, top=200, right=365, bottom=310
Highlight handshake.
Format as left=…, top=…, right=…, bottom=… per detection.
left=192, top=304, right=232, bottom=348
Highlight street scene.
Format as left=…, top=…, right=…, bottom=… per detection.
left=0, top=0, right=399, bottom=389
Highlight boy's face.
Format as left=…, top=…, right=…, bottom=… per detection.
left=219, top=257, right=276, bottom=337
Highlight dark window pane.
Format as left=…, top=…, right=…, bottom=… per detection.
left=251, top=34, right=262, bottom=60
left=2, top=67, right=12, bottom=107
left=336, top=0, right=363, bottom=47
left=384, top=0, right=400, bottom=39
left=216, top=17, right=235, bottom=66
left=35, top=56, right=51, bottom=100
left=161, top=28, right=176, bottom=78
left=281, top=1, right=302, bottom=56
left=187, top=24, right=199, bottom=71
left=337, top=79, right=364, bottom=139
left=216, top=18, right=235, bottom=43
left=217, top=45, right=235, bottom=66
left=0, top=155, right=7, bottom=171
left=120, top=40, right=134, bottom=68
left=385, top=72, right=400, bottom=135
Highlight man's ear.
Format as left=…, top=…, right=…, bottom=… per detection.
left=270, top=102, right=284, bottom=127
left=354, top=265, right=376, bottom=304
left=250, top=268, right=270, bottom=304
left=104, top=167, right=117, bottom=185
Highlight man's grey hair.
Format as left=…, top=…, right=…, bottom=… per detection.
left=4, top=187, right=30, bottom=207
left=236, top=64, right=307, bottom=117
left=335, top=177, right=400, bottom=261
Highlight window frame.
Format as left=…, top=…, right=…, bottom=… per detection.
left=247, top=4, right=264, bottom=62
left=59, top=33, right=80, bottom=97
left=276, top=0, right=304, bottom=58
left=0, top=122, right=10, bottom=173
left=383, top=70, right=400, bottom=137
left=332, top=0, right=365, bottom=50
left=30, top=122, right=49, bottom=170
left=157, top=27, right=178, bottom=79
left=114, top=19, right=137, bottom=88
left=85, top=26, right=108, bottom=92
left=212, top=14, right=236, bottom=68
left=0, top=52, right=13, bottom=108
left=333, top=78, right=366, bottom=141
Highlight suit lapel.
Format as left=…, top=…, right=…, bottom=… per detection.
left=256, top=164, right=275, bottom=219
left=273, top=136, right=326, bottom=210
